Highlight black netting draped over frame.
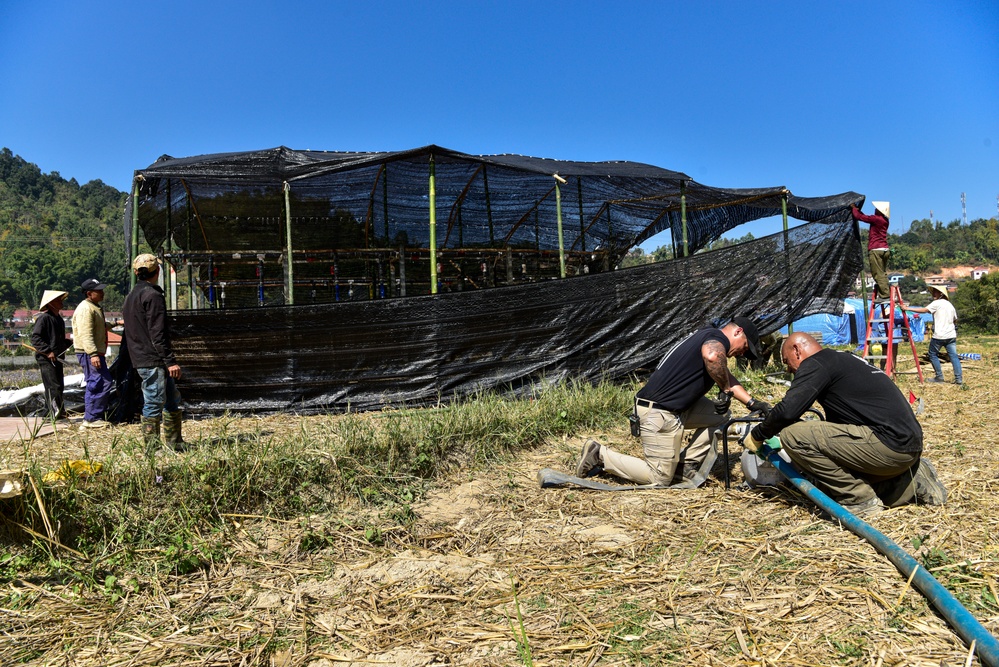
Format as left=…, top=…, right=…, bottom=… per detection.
left=127, top=144, right=866, bottom=414
left=132, top=146, right=863, bottom=309
left=168, top=219, right=862, bottom=414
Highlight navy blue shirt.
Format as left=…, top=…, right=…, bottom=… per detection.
left=636, top=328, right=730, bottom=412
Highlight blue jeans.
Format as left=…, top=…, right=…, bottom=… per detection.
left=928, top=337, right=962, bottom=382
left=136, top=367, right=182, bottom=419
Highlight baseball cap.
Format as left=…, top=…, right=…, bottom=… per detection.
left=81, top=278, right=107, bottom=292
left=133, top=253, right=160, bottom=272
left=731, top=316, right=762, bottom=360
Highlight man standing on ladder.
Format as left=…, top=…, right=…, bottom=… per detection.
left=851, top=201, right=891, bottom=299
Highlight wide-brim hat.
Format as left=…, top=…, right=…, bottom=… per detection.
left=930, top=285, right=950, bottom=300
left=872, top=200, right=890, bottom=218
left=38, top=290, right=68, bottom=310
left=731, top=316, right=762, bottom=360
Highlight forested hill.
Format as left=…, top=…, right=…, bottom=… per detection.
left=887, top=216, right=999, bottom=274
left=0, top=148, right=128, bottom=315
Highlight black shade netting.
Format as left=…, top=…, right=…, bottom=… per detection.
left=131, top=146, right=863, bottom=308
left=166, top=218, right=863, bottom=415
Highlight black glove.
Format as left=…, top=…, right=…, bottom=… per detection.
left=713, top=389, right=733, bottom=415
left=747, top=398, right=772, bottom=417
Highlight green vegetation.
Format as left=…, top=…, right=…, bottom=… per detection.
left=2, top=378, right=633, bottom=584
left=0, top=148, right=128, bottom=315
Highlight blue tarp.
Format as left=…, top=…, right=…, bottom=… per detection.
left=781, top=299, right=925, bottom=345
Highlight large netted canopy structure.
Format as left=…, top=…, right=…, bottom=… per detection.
left=127, top=145, right=863, bottom=309
left=122, top=145, right=866, bottom=414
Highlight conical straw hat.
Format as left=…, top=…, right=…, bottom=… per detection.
left=38, top=290, right=68, bottom=310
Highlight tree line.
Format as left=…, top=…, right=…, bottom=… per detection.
left=0, top=148, right=129, bottom=321
left=3, top=148, right=996, bottom=334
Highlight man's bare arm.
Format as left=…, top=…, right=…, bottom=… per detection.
left=703, top=340, right=752, bottom=404
left=702, top=340, right=731, bottom=389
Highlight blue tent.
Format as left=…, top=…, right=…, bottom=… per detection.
left=781, top=298, right=925, bottom=345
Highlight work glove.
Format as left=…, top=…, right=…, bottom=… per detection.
left=713, top=389, right=733, bottom=415
left=747, top=399, right=772, bottom=417
left=742, top=431, right=764, bottom=453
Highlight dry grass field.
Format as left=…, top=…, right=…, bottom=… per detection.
left=1, top=336, right=998, bottom=666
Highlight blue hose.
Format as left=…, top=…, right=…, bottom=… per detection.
left=761, top=444, right=999, bottom=667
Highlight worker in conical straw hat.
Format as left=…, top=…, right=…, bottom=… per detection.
left=850, top=200, right=891, bottom=299
left=30, top=289, right=71, bottom=420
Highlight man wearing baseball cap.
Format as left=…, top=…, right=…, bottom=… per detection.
left=30, top=289, right=72, bottom=420
left=575, top=317, right=769, bottom=487
left=123, top=253, right=184, bottom=452
left=72, top=278, right=114, bottom=428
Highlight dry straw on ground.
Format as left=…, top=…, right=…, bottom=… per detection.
left=2, top=343, right=998, bottom=666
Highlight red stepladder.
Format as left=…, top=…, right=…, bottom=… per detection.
left=861, top=285, right=924, bottom=382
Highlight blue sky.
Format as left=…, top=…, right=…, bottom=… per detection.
left=2, top=1, right=997, bottom=248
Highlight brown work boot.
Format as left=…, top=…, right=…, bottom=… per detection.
left=575, top=439, right=603, bottom=478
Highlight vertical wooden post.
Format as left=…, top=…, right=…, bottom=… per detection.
left=577, top=178, right=586, bottom=252
left=555, top=175, right=567, bottom=278
left=680, top=181, right=689, bottom=257
left=429, top=156, right=438, bottom=294
left=283, top=181, right=294, bottom=305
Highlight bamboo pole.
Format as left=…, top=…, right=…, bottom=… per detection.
left=554, top=175, right=567, bottom=278
left=129, top=179, right=140, bottom=290
left=283, top=181, right=294, bottom=305
left=483, top=165, right=494, bottom=246
left=429, top=156, right=438, bottom=294
left=186, top=191, right=193, bottom=309
left=680, top=181, right=689, bottom=257
left=165, top=180, right=173, bottom=309
left=783, top=193, right=793, bottom=335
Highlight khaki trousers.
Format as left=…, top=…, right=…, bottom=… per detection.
left=780, top=421, right=919, bottom=506
left=869, top=249, right=890, bottom=298
left=601, top=396, right=726, bottom=485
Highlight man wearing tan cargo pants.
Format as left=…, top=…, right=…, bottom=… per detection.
left=576, top=317, right=767, bottom=486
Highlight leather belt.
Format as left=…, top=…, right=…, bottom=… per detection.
left=636, top=397, right=670, bottom=412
